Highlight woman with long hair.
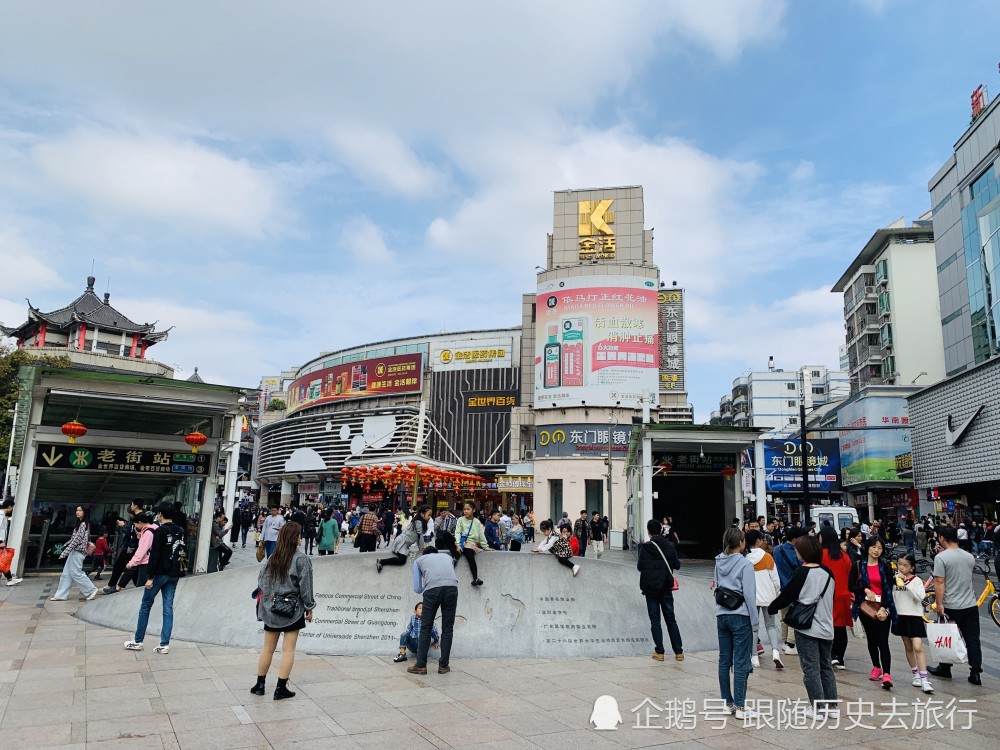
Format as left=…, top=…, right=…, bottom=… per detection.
left=252, top=522, right=314, bottom=700
left=714, top=527, right=757, bottom=721
left=508, top=515, right=525, bottom=552
left=454, top=501, right=486, bottom=586
left=849, top=536, right=898, bottom=689
left=845, top=528, right=864, bottom=566
left=50, top=506, right=98, bottom=601
left=820, top=527, right=853, bottom=670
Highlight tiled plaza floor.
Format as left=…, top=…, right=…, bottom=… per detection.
left=1, top=575, right=997, bottom=749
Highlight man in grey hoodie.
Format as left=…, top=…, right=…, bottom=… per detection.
left=714, top=527, right=757, bottom=720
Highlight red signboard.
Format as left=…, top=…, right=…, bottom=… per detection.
left=286, top=353, right=423, bottom=414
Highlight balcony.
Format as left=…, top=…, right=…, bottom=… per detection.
left=733, top=410, right=748, bottom=423
left=875, top=259, right=888, bottom=287
left=878, top=291, right=891, bottom=318
left=880, top=323, right=893, bottom=349
left=732, top=395, right=748, bottom=410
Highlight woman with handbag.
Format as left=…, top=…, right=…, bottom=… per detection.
left=849, top=536, right=898, bottom=689
left=454, top=502, right=486, bottom=586
left=713, top=528, right=757, bottom=721
left=50, top=506, right=99, bottom=602
left=252, top=522, right=314, bottom=700
left=767, top=535, right=837, bottom=717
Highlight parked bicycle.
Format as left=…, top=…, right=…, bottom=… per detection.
left=921, top=565, right=1000, bottom=628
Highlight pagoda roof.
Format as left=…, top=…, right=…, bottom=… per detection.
left=1, top=276, right=171, bottom=342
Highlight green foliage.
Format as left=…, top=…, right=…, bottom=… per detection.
left=0, top=345, right=72, bottom=460
left=265, top=398, right=286, bottom=412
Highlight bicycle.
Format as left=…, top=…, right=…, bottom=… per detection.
left=922, top=565, right=1000, bottom=627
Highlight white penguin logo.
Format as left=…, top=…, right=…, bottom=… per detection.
left=590, top=695, right=622, bottom=730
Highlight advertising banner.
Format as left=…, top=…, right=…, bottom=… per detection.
left=497, top=475, right=533, bottom=492
left=286, top=354, right=423, bottom=414
left=431, top=336, right=514, bottom=370
left=763, top=439, right=842, bottom=493
left=535, top=424, right=633, bottom=458
left=535, top=276, right=659, bottom=408
left=657, top=289, right=685, bottom=392
left=837, top=396, right=912, bottom=485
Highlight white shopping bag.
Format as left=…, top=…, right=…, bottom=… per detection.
left=851, top=616, right=866, bottom=640
left=926, top=620, right=968, bottom=664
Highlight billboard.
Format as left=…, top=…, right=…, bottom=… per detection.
left=286, top=354, right=423, bottom=414
left=657, top=288, right=685, bottom=392
left=535, top=423, right=633, bottom=458
left=837, top=396, right=912, bottom=485
left=764, top=439, right=842, bottom=493
left=431, top=336, right=514, bottom=370
left=535, top=275, right=658, bottom=408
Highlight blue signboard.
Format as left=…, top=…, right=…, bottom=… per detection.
left=764, top=438, right=842, bottom=493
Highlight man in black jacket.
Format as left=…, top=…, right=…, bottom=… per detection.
left=103, top=499, right=143, bottom=595
left=637, top=519, right=684, bottom=662
left=123, top=502, right=186, bottom=655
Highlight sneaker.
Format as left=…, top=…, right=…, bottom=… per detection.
left=868, top=667, right=883, bottom=681
left=757, top=642, right=765, bottom=654
left=48, top=597, right=68, bottom=601
left=6, top=577, right=22, bottom=586
left=471, top=579, right=484, bottom=587
left=921, top=678, right=934, bottom=693
left=725, top=703, right=736, bottom=715
left=675, top=653, right=684, bottom=662
left=393, top=652, right=408, bottom=663
left=733, top=707, right=758, bottom=721
left=153, top=645, right=169, bottom=655
left=831, top=659, right=846, bottom=670
left=911, top=674, right=922, bottom=687
left=968, top=671, right=982, bottom=686
left=651, top=652, right=665, bottom=662
left=124, top=641, right=143, bottom=651
left=572, top=564, right=580, bottom=577
left=751, top=655, right=760, bottom=668
left=881, top=673, right=893, bottom=689
left=85, top=589, right=98, bottom=601
left=783, top=644, right=797, bottom=655
left=772, top=649, right=784, bottom=669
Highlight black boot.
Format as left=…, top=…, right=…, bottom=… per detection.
left=250, top=676, right=266, bottom=696
left=273, top=677, right=296, bottom=700
left=928, top=665, right=952, bottom=679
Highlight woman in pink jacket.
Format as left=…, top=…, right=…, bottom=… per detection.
left=124, top=512, right=158, bottom=588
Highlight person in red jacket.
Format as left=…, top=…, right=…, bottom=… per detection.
left=820, top=526, right=854, bottom=669
left=564, top=526, right=581, bottom=556
left=90, top=530, right=113, bottom=580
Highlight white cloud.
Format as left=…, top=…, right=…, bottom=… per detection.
left=32, top=130, right=282, bottom=236
left=340, top=216, right=393, bottom=265
left=328, top=126, right=446, bottom=196
left=0, top=231, right=63, bottom=296
left=789, top=160, right=816, bottom=183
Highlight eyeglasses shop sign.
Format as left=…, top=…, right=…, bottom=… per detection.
left=535, top=424, right=633, bottom=457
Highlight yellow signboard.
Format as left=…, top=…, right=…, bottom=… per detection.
left=496, top=475, right=533, bottom=492
left=578, top=199, right=616, bottom=261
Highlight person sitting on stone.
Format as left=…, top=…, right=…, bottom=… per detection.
left=564, top=526, right=580, bottom=556
left=532, top=519, right=580, bottom=576
left=393, top=602, right=439, bottom=663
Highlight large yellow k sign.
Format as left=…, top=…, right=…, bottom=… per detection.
left=578, top=199, right=615, bottom=236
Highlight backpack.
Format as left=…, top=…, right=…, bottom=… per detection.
left=163, top=523, right=188, bottom=578
left=437, top=514, right=457, bottom=537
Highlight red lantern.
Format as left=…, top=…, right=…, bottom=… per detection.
left=61, top=419, right=87, bottom=444
left=720, top=466, right=737, bottom=479
left=185, top=431, right=208, bottom=453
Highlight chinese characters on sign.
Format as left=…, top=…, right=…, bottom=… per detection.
left=577, top=199, right=617, bottom=261
left=35, top=444, right=210, bottom=475
left=285, top=353, right=423, bottom=414
left=763, top=439, right=842, bottom=493
left=657, top=289, right=685, bottom=391
left=535, top=424, right=633, bottom=457
left=432, top=337, right=514, bottom=370
left=464, top=390, right=519, bottom=411
left=496, top=475, right=533, bottom=492
left=655, top=453, right=733, bottom=472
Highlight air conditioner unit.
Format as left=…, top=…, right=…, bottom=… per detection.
left=865, top=286, right=875, bottom=294
left=522, top=449, right=535, bottom=461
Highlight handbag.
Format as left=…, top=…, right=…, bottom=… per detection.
left=271, top=593, right=298, bottom=618
left=85, top=541, right=96, bottom=556
left=648, top=540, right=680, bottom=592
left=859, top=600, right=883, bottom=620
left=714, top=586, right=745, bottom=610
left=926, top=619, right=968, bottom=664
left=256, top=542, right=265, bottom=562
left=0, top=547, right=14, bottom=574
left=784, top=571, right=833, bottom=630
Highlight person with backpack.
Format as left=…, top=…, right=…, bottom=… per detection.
left=637, top=519, right=684, bottom=662
left=124, top=502, right=187, bottom=654
left=773, top=527, right=802, bottom=655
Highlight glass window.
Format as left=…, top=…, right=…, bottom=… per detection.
left=786, top=383, right=796, bottom=390
left=838, top=513, right=855, bottom=531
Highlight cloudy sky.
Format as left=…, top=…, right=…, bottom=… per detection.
left=2, top=1, right=998, bottom=420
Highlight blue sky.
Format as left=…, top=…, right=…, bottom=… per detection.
left=2, top=0, right=999, bottom=421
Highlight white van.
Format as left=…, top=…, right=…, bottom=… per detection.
left=811, top=505, right=859, bottom=531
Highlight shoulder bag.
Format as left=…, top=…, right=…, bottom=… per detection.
left=714, top=586, right=745, bottom=610
left=784, top=570, right=833, bottom=630
left=649, top=541, right=680, bottom=591
left=271, top=592, right=298, bottom=617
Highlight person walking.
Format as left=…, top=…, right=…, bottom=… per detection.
left=89, top=529, right=112, bottom=580
left=302, top=508, right=317, bottom=556
left=745, top=530, right=783, bottom=670
left=525, top=511, right=535, bottom=543
left=317, top=510, right=340, bottom=556
left=261, top=507, right=285, bottom=559
left=103, top=500, right=143, bottom=594
left=251, top=522, right=314, bottom=700
left=240, top=506, right=255, bottom=548
left=714, top=528, right=757, bottom=720
left=211, top=510, right=233, bottom=571
left=0, top=499, right=23, bottom=586
left=407, top=547, right=459, bottom=675
left=573, top=510, right=590, bottom=558
left=820, top=527, right=853, bottom=670
left=850, top=536, right=898, bottom=689
left=590, top=511, right=606, bottom=559
left=928, top=526, right=983, bottom=685
left=377, top=505, right=431, bottom=572
left=454, top=502, right=486, bottom=586
left=891, top=553, right=934, bottom=693
left=773, top=526, right=802, bottom=655
left=637, top=519, right=684, bottom=662
left=123, top=502, right=187, bottom=654
left=484, top=509, right=504, bottom=551
left=356, top=507, right=380, bottom=553
left=50, top=506, right=98, bottom=602
left=767, top=535, right=838, bottom=717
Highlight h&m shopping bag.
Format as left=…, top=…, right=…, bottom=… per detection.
left=926, top=620, right=968, bottom=664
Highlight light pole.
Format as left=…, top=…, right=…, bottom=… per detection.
left=606, top=409, right=616, bottom=538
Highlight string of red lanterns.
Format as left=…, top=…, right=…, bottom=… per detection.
left=339, top=464, right=487, bottom=493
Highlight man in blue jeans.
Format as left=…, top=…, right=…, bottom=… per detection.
left=637, top=519, right=684, bottom=661
left=124, top=502, right=186, bottom=655
left=407, top=547, right=458, bottom=675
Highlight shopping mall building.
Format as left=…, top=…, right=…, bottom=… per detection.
left=255, top=186, right=760, bottom=553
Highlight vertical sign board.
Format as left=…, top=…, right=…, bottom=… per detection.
left=657, top=289, right=685, bottom=392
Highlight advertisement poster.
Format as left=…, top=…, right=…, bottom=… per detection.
left=837, top=396, right=912, bottom=485
left=657, top=288, right=685, bottom=392
left=535, top=276, right=658, bottom=408
left=286, top=354, right=423, bottom=414
left=535, top=424, right=633, bottom=457
left=763, top=439, right=842, bottom=493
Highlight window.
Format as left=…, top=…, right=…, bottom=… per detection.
left=787, top=400, right=796, bottom=407
left=786, top=383, right=796, bottom=390
left=811, top=370, right=821, bottom=378
left=812, top=386, right=825, bottom=395
left=788, top=418, right=798, bottom=425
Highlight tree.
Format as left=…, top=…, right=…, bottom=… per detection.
left=265, top=398, right=286, bottom=412
left=0, top=345, right=72, bottom=462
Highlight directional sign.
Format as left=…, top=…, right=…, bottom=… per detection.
left=35, top=443, right=211, bottom=475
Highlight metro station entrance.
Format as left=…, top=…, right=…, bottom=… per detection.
left=652, top=472, right=726, bottom=559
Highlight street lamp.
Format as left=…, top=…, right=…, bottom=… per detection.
left=606, top=410, right=615, bottom=535
left=910, top=371, right=928, bottom=385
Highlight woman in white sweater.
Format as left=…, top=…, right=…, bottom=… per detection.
left=891, top=553, right=934, bottom=694
left=745, top=530, right=783, bottom=669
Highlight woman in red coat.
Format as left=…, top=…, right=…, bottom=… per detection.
left=820, top=526, right=853, bottom=669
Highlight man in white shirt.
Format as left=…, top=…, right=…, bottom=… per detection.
left=261, top=506, right=285, bottom=558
